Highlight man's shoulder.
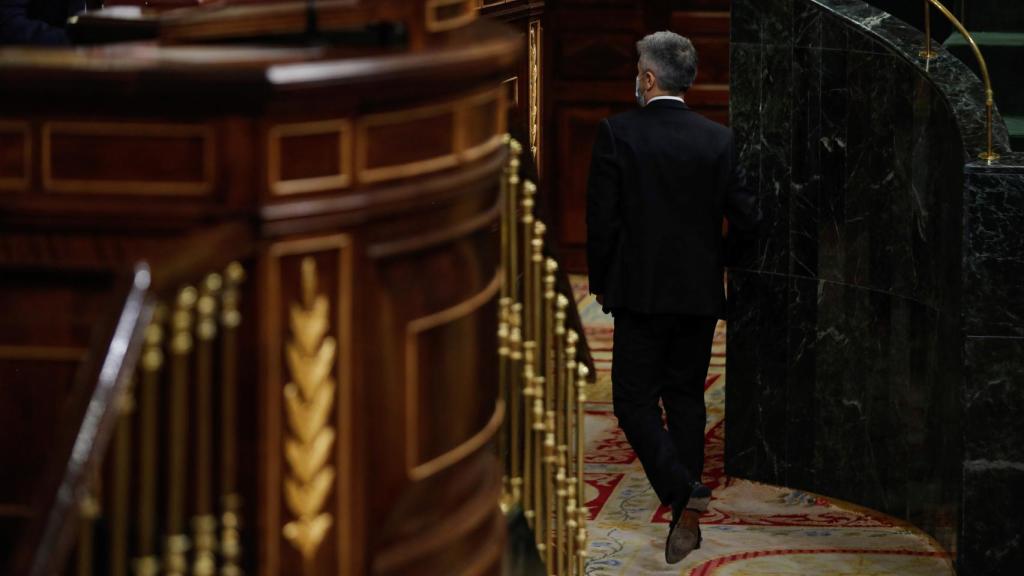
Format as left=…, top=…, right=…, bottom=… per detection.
left=607, top=107, right=730, bottom=132
left=687, top=112, right=732, bottom=137
left=605, top=108, right=642, bottom=130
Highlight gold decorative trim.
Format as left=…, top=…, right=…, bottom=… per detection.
left=411, top=401, right=504, bottom=482
left=356, top=100, right=459, bottom=184
left=281, top=257, right=336, bottom=568
left=367, top=198, right=500, bottom=259
left=0, top=121, right=31, bottom=192
left=267, top=119, right=353, bottom=196
left=355, top=88, right=505, bottom=185
left=266, top=235, right=354, bottom=576
left=528, top=19, right=542, bottom=166
left=41, top=121, right=215, bottom=195
left=426, top=0, right=478, bottom=33
left=459, top=88, right=507, bottom=163
left=405, top=272, right=502, bottom=480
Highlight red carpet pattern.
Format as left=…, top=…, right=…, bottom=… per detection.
left=570, top=276, right=953, bottom=576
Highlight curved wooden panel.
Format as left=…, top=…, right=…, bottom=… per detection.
left=426, top=0, right=480, bottom=32
left=267, top=119, right=353, bottom=196
left=0, top=121, right=30, bottom=192
left=356, top=88, right=505, bottom=185
left=42, top=122, right=215, bottom=195
left=405, top=273, right=502, bottom=480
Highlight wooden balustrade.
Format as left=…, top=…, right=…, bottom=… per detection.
left=0, top=3, right=599, bottom=574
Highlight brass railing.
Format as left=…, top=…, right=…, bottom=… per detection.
left=77, top=262, right=248, bottom=576
left=499, top=137, right=590, bottom=575
left=921, top=0, right=1000, bottom=163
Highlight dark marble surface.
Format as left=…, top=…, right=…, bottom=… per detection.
left=727, top=1, right=1024, bottom=574
left=963, top=161, right=1024, bottom=336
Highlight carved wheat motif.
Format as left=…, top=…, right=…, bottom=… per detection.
left=282, top=257, right=336, bottom=569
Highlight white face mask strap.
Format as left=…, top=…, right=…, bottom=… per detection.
left=636, top=71, right=646, bottom=107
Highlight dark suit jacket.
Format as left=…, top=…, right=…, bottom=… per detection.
left=586, top=98, right=759, bottom=317
left=0, top=0, right=84, bottom=45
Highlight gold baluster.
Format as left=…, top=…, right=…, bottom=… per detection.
left=111, top=375, right=136, bottom=576
left=520, top=176, right=537, bottom=526
left=220, top=495, right=244, bottom=576
left=542, top=258, right=558, bottom=571
left=220, top=262, right=245, bottom=576
left=509, top=304, right=524, bottom=506
left=544, top=411, right=557, bottom=572
left=498, top=296, right=511, bottom=508
left=520, top=180, right=535, bottom=343
left=564, top=329, right=579, bottom=574
left=531, top=221, right=546, bottom=555
left=134, top=305, right=165, bottom=576
left=194, top=273, right=222, bottom=576
left=78, top=481, right=101, bottom=576
left=554, top=294, right=568, bottom=576
left=498, top=136, right=514, bottom=503
left=522, top=341, right=537, bottom=526
left=576, top=363, right=591, bottom=574
left=166, top=286, right=197, bottom=576
left=506, top=140, right=524, bottom=509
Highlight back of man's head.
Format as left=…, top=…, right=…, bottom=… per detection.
left=637, top=31, right=698, bottom=93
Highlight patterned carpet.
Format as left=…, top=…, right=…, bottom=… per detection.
left=570, top=276, right=954, bottom=576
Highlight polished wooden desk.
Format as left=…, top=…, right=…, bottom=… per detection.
left=0, top=7, right=520, bottom=574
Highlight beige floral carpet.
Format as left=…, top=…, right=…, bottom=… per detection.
left=570, top=276, right=954, bottom=576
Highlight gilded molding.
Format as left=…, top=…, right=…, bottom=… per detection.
left=41, top=121, right=215, bottom=195
left=405, top=272, right=503, bottom=480
left=267, top=119, right=353, bottom=196
left=426, top=0, right=478, bottom=33
left=528, top=20, right=542, bottom=165
left=460, top=89, right=507, bottom=163
left=282, top=257, right=337, bottom=568
left=265, top=236, right=353, bottom=575
left=355, top=88, right=505, bottom=184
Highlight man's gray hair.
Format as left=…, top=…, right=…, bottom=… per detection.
left=636, top=31, right=698, bottom=93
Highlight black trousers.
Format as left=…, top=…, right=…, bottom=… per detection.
left=611, top=310, right=718, bottom=507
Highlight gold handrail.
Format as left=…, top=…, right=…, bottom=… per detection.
left=922, top=0, right=999, bottom=163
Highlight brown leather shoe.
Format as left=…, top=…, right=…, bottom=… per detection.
left=665, top=509, right=700, bottom=563
left=665, top=484, right=710, bottom=564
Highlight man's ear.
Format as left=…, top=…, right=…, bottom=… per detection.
left=644, top=70, right=656, bottom=91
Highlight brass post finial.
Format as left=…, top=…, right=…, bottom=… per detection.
left=197, top=273, right=222, bottom=342
left=172, top=286, right=197, bottom=355
left=142, top=304, right=166, bottom=372
left=521, top=181, right=536, bottom=225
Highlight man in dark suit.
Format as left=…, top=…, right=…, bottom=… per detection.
left=0, top=0, right=84, bottom=45
left=586, top=31, right=759, bottom=564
